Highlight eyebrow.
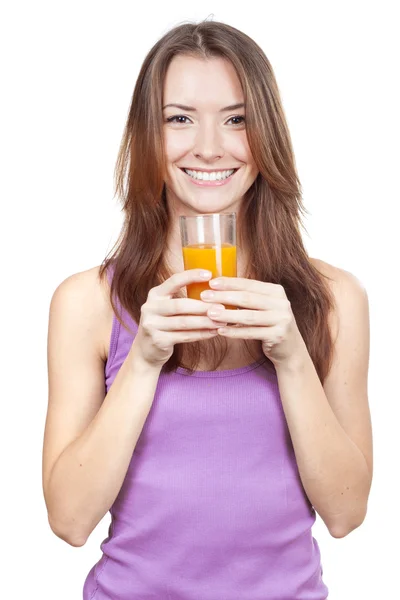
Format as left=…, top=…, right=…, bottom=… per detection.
left=162, top=102, right=245, bottom=112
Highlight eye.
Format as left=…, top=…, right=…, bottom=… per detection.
left=165, top=114, right=245, bottom=126
left=227, top=115, right=245, bottom=126
left=165, top=115, right=191, bottom=124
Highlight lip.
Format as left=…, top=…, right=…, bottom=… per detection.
left=181, top=167, right=239, bottom=172
left=180, top=167, right=239, bottom=187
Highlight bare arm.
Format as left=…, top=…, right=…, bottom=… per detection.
left=42, top=269, right=162, bottom=547
left=275, top=265, right=372, bottom=537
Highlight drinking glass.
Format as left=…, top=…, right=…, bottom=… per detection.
left=179, top=212, right=237, bottom=309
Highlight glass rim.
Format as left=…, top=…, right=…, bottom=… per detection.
left=179, top=212, right=236, bottom=221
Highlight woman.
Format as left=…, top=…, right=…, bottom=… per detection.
left=42, top=20, right=373, bottom=599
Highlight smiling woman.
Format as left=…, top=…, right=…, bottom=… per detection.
left=106, top=25, right=338, bottom=382
left=43, top=17, right=372, bottom=600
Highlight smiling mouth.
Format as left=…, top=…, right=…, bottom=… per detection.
left=179, top=167, right=240, bottom=181
left=179, top=167, right=239, bottom=173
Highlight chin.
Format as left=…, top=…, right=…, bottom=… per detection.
left=185, top=200, right=241, bottom=214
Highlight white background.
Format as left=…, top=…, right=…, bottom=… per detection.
left=1, top=1, right=398, bottom=598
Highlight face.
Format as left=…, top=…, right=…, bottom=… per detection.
left=162, top=55, right=259, bottom=218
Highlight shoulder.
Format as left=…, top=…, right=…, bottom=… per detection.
left=309, top=258, right=365, bottom=289
left=309, top=256, right=367, bottom=297
left=309, top=257, right=369, bottom=341
left=49, top=265, right=114, bottom=363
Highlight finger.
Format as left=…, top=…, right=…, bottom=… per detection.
left=150, top=315, right=228, bottom=331
left=201, top=290, right=284, bottom=310
left=155, top=328, right=220, bottom=350
left=207, top=308, right=280, bottom=327
left=209, top=277, right=285, bottom=296
left=217, top=325, right=279, bottom=339
left=166, top=328, right=221, bottom=346
left=152, top=297, right=224, bottom=316
left=151, top=269, right=212, bottom=299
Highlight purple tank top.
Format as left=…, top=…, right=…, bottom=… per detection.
left=83, top=271, right=328, bottom=599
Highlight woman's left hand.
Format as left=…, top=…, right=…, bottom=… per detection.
left=200, top=276, right=305, bottom=366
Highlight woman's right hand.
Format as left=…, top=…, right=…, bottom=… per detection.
left=132, top=269, right=227, bottom=368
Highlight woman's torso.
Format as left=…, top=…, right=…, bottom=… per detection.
left=83, top=260, right=329, bottom=599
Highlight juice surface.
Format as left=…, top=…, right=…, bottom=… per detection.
left=182, top=244, right=237, bottom=309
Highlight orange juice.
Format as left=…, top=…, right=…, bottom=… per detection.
left=182, top=243, right=237, bottom=310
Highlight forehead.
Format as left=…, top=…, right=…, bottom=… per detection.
left=163, top=56, right=243, bottom=107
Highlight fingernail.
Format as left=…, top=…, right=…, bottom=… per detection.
left=208, top=308, right=222, bottom=317
left=210, top=278, right=223, bottom=287
left=200, top=270, right=212, bottom=279
left=201, top=290, right=215, bottom=299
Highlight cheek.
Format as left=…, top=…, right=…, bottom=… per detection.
left=242, top=138, right=258, bottom=174
left=165, top=131, right=194, bottom=160
left=228, top=132, right=254, bottom=162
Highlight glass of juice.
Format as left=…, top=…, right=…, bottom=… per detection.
left=179, top=212, right=237, bottom=309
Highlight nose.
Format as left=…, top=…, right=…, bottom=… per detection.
left=192, top=122, right=224, bottom=162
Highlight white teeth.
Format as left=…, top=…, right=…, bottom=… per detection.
left=183, top=168, right=235, bottom=181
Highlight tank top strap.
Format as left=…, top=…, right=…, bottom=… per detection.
left=105, top=262, right=138, bottom=385
left=105, top=262, right=137, bottom=325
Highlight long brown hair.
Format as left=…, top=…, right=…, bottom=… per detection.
left=98, top=19, right=336, bottom=383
